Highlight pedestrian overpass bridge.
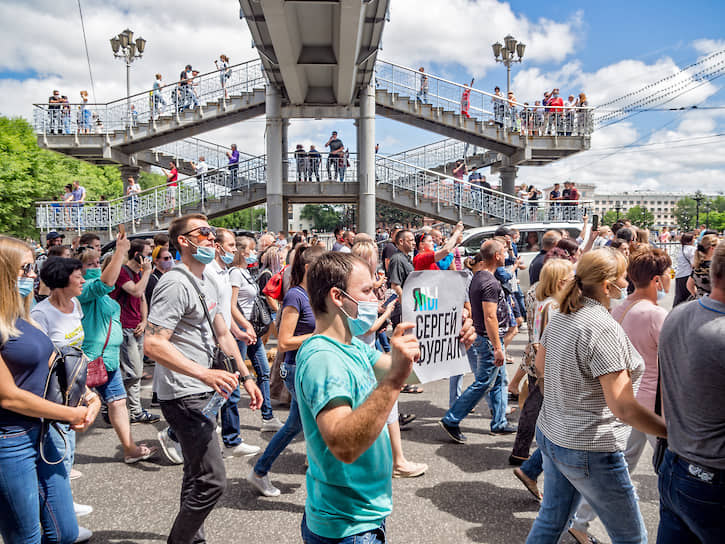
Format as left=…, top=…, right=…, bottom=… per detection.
left=32, top=0, right=593, bottom=234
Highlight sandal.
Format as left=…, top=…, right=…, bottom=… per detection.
left=568, top=528, right=600, bottom=544
left=124, top=444, right=158, bottom=464
left=401, top=384, right=424, bottom=394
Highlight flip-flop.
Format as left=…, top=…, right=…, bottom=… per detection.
left=568, top=528, right=599, bottom=544
left=393, top=462, right=428, bottom=478
left=124, top=444, right=158, bottom=464
left=401, top=384, right=424, bottom=394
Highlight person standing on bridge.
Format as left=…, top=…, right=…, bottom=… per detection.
left=227, top=143, right=240, bottom=186
left=294, top=144, right=307, bottom=182
left=191, top=156, right=209, bottom=204
left=215, top=54, right=231, bottom=99
left=325, top=131, right=344, bottom=181
left=163, top=161, right=178, bottom=213
left=152, top=74, right=167, bottom=119
left=307, top=145, right=321, bottom=182
left=461, top=78, right=474, bottom=118
left=416, top=67, right=429, bottom=104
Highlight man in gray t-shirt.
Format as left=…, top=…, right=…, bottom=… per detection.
left=144, top=213, right=262, bottom=544
left=657, top=241, right=725, bottom=543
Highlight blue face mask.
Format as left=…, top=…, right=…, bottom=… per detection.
left=186, top=239, right=216, bottom=265
left=340, top=290, right=379, bottom=337
left=84, top=268, right=101, bottom=280
left=18, top=277, right=34, bottom=298
left=220, top=252, right=235, bottom=265
left=245, top=253, right=258, bottom=265
left=610, top=282, right=627, bottom=301
left=657, top=288, right=667, bottom=302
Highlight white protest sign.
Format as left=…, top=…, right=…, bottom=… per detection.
left=401, top=271, right=470, bottom=384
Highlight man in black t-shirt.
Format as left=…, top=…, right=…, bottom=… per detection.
left=440, top=239, right=515, bottom=443
left=325, top=131, right=344, bottom=180
left=48, top=90, right=62, bottom=134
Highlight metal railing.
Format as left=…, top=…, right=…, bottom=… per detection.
left=32, top=58, right=265, bottom=136
left=376, top=156, right=591, bottom=223
left=35, top=157, right=267, bottom=234
left=152, top=137, right=255, bottom=170
left=286, top=151, right=357, bottom=183
left=388, top=138, right=493, bottom=174
left=375, top=60, right=593, bottom=136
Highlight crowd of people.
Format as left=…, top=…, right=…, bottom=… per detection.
left=1, top=214, right=723, bottom=544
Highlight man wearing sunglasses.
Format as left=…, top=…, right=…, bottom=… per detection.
left=144, top=213, right=263, bottom=544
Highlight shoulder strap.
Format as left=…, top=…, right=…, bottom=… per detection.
left=616, top=299, right=644, bottom=325
left=100, top=318, right=113, bottom=355
left=166, top=267, right=222, bottom=349
left=654, top=356, right=663, bottom=417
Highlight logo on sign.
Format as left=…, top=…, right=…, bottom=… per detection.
left=413, top=287, right=438, bottom=312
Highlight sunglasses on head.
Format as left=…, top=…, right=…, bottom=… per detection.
left=19, top=263, right=34, bottom=276
left=183, top=226, right=216, bottom=239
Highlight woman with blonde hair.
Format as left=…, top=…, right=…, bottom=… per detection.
left=0, top=236, right=96, bottom=543
left=352, top=240, right=427, bottom=478
left=526, top=248, right=666, bottom=543
left=687, top=233, right=718, bottom=298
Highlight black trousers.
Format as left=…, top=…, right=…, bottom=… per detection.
left=511, top=375, right=543, bottom=459
left=160, top=393, right=226, bottom=544
left=673, top=276, right=691, bottom=307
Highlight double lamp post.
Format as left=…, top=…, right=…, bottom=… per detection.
left=110, top=29, right=146, bottom=128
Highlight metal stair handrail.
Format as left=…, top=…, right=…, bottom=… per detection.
left=152, top=137, right=256, bottom=171
left=387, top=138, right=496, bottom=173
left=32, top=58, right=265, bottom=136
left=376, top=155, right=591, bottom=223
left=375, top=59, right=593, bottom=136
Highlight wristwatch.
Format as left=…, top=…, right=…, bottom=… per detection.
left=240, top=374, right=255, bottom=383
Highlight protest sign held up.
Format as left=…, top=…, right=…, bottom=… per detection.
left=402, top=271, right=470, bottom=384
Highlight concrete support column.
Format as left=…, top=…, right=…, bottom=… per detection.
left=357, top=80, right=376, bottom=235
left=119, top=165, right=140, bottom=194
left=499, top=165, right=518, bottom=197
left=281, top=119, right=290, bottom=182
left=265, top=86, right=285, bottom=234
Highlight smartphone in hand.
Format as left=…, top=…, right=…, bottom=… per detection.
left=382, top=293, right=398, bottom=308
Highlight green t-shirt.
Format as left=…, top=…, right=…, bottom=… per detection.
left=295, top=335, right=390, bottom=539
left=77, top=278, right=123, bottom=372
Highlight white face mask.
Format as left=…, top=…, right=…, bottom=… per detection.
left=610, top=282, right=627, bottom=301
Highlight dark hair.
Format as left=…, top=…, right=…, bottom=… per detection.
left=680, top=232, right=694, bottom=246
left=291, top=232, right=305, bottom=247
left=40, top=257, right=83, bottom=289
left=395, top=229, right=412, bottom=245
left=153, top=233, right=169, bottom=247
left=47, top=245, right=68, bottom=257
left=78, top=233, right=100, bottom=246
left=610, top=238, right=628, bottom=250
left=308, top=252, right=369, bottom=316
left=628, top=247, right=672, bottom=288
left=616, top=227, right=634, bottom=242
left=128, top=239, right=147, bottom=260
left=415, top=232, right=429, bottom=250
left=556, top=238, right=579, bottom=261
left=334, top=226, right=343, bottom=238
left=290, top=244, right=326, bottom=288
left=611, top=220, right=626, bottom=234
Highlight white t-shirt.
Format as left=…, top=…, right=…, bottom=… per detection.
left=31, top=298, right=85, bottom=348
left=229, top=266, right=257, bottom=317
left=206, top=259, right=232, bottom=328
left=674, top=244, right=696, bottom=279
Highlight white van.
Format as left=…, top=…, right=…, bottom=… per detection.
left=460, top=222, right=586, bottom=292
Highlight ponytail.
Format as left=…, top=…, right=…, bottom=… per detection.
left=557, top=248, right=626, bottom=314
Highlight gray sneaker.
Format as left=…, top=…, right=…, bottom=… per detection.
left=75, top=526, right=93, bottom=543
left=157, top=428, right=183, bottom=465
left=260, top=416, right=284, bottom=433
left=224, top=442, right=260, bottom=458
left=246, top=469, right=281, bottom=497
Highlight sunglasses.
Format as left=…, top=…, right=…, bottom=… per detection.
left=19, top=263, right=34, bottom=276
left=161, top=256, right=173, bottom=261
left=183, top=226, right=216, bottom=239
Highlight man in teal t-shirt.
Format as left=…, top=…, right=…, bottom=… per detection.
left=295, top=252, right=422, bottom=542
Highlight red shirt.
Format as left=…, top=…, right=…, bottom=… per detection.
left=549, top=96, right=564, bottom=112
left=168, top=168, right=178, bottom=187
left=569, top=187, right=579, bottom=201
left=413, top=251, right=439, bottom=271
left=111, top=266, right=143, bottom=328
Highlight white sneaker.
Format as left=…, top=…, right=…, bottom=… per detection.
left=246, top=469, right=280, bottom=497
left=157, top=428, right=184, bottom=465
left=260, top=417, right=284, bottom=433
left=224, top=442, right=260, bottom=458
left=73, top=502, right=93, bottom=517
left=75, top=526, right=93, bottom=542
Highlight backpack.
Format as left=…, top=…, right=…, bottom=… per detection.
left=262, top=265, right=288, bottom=301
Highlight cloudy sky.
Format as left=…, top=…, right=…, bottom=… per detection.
left=2, top=0, right=724, bottom=195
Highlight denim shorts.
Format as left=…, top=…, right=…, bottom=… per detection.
left=94, top=367, right=127, bottom=403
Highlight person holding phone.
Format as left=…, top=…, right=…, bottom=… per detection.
left=110, top=239, right=158, bottom=424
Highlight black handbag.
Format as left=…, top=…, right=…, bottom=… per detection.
left=236, top=268, right=272, bottom=337
left=40, top=345, right=89, bottom=464
left=652, top=357, right=668, bottom=474
left=170, top=267, right=238, bottom=375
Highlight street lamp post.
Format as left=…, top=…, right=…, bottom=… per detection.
left=110, top=29, right=146, bottom=129
left=615, top=201, right=622, bottom=220
left=491, top=35, right=526, bottom=96
left=705, top=201, right=712, bottom=229
left=693, top=191, right=704, bottom=228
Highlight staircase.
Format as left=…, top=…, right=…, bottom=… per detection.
left=388, top=138, right=499, bottom=176
left=138, top=138, right=256, bottom=176
left=36, top=154, right=591, bottom=234
left=33, top=59, right=266, bottom=166
left=375, top=60, right=592, bottom=165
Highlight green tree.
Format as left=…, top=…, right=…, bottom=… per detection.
left=210, top=207, right=266, bottom=231
left=674, top=197, right=696, bottom=231
left=710, top=195, right=725, bottom=213
left=375, top=203, right=422, bottom=228
left=300, top=204, right=342, bottom=231
left=625, top=205, right=655, bottom=228
left=0, top=116, right=125, bottom=239
left=600, top=210, right=619, bottom=226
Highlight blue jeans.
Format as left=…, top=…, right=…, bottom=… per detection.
left=657, top=449, right=725, bottom=544
left=301, top=513, right=386, bottom=544
left=526, top=429, right=647, bottom=544
left=254, top=363, right=303, bottom=477
left=0, top=426, right=78, bottom=543
left=220, top=383, right=243, bottom=448
left=442, top=335, right=507, bottom=431
left=238, top=337, right=274, bottom=421
left=376, top=330, right=391, bottom=353
left=448, top=344, right=479, bottom=408
left=46, top=423, right=75, bottom=479
left=520, top=447, right=543, bottom=481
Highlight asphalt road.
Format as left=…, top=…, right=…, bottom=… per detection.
left=61, top=317, right=666, bottom=544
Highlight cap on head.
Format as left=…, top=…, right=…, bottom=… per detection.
left=494, top=226, right=513, bottom=238
left=47, top=231, right=64, bottom=241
